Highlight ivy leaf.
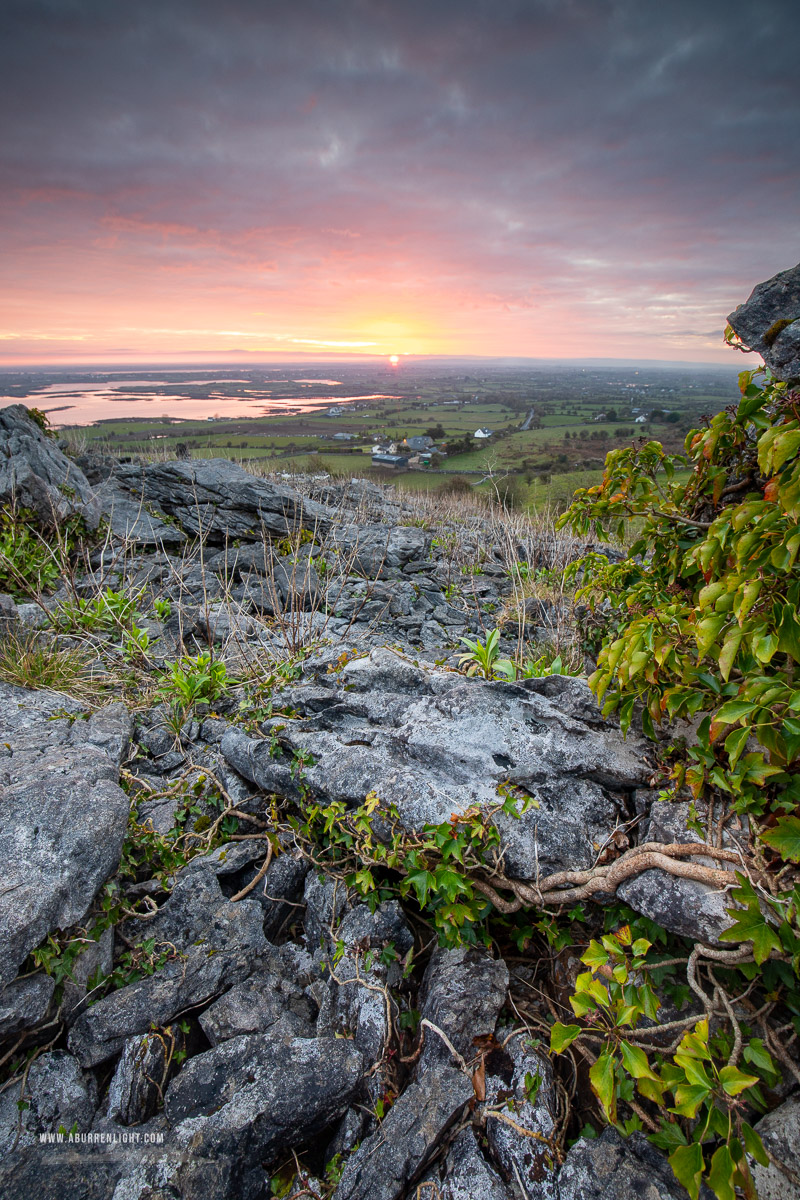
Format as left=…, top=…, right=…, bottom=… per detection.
left=714, top=700, right=757, bottom=724
left=619, top=1040, right=659, bottom=1080
left=741, top=1122, right=769, bottom=1167
left=550, top=1022, right=582, bottom=1053
left=589, top=1050, right=617, bottom=1124
left=707, top=1144, right=736, bottom=1200
left=719, top=906, right=782, bottom=964
left=761, top=815, right=800, bottom=862
left=724, top=726, right=750, bottom=769
left=669, top=1142, right=705, bottom=1200
left=718, top=1065, right=759, bottom=1096
left=671, top=1083, right=712, bottom=1118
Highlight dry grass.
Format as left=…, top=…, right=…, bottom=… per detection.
left=0, top=630, right=110, bottom=703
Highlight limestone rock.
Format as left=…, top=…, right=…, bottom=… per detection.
left=617, top=800, right=745, bottom=945
left=558, top=1129, right=695, bottom=1200
left=199, top=968, right=316, bottom=1045
left=484, top=1037, right=558, bottom=1199
left=728, top=262, right=800, bottom=382
left=0, top=973, right=55, bottom=1036
left=106, top=1032, right=173, bottom=1127
left=0, top=405, right=100, bottom=528
left=109, top=458, right=331, bottom=543
left=221, top=649, right=652, bottom=883
left=332, top=1066, right=473, bottom=1200
left=68, top=872, right=269, bottom=1066
left=161, top=1035, right=364, bottom=1194
left=417, top=946, right=509, bottom=1072
left=329, top=522, right=432, bottom=577
left=436, top=1128, right=512, bottom=1200
left=752, top=1093, right=800, bottom=1200
left=0, top=1051, right=97, bottom=1157
left=0, top=685, right=132, bottom=984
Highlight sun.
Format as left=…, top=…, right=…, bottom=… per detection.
left=389, top=354, right=399, bottom=366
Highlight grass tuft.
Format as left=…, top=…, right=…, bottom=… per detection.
left=0, top=631, right=106, bottom=701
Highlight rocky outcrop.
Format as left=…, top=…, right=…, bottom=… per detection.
left=221, top=648, right=652, bottom=882
left=0, top=431, right=780, bottom=1200
left=105, top=458, right=331, bottom=543
left=728, top=261, right=800, bottom=382
left=0, top=405, right=100, bottom=529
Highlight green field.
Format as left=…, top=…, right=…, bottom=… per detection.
left=43, top=361, right=739, bottom=514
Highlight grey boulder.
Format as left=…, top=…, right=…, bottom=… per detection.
left=221, top=648, right=651, bottom=882
left=162, top=1035, right=364, bottom=1187
left=199, top=968, right=316, bottom=1045
left=484, top=1036, right=558, bottom=1199
left=435, top=1128, right=512, bottom=1200
left=417, top=946, right=509, bottom=1073
left=0, top=973, right=55, bottom=1036
left=0, top=404, right=100, bottom=528
left=0, top=1051, right=97, bottom=1157
left=752, top=1093, right=800, bottom=1200
left=0, top=685, right=132, bottom=984
left=728, top=261, right=800, bottom=382
left=332, top=1065, right=473, bottom=1200
left=106, top=1031, right=175, bottom=1126
left=558, top=1129, right=695, bottom=1200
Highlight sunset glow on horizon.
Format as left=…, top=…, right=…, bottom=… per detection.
left=1, top=2, right=798, bottom=369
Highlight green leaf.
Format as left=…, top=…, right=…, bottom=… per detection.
left=741, top=1122, right=769, bottom=1167
left=720, top=906, right=781, bottom=964
left=671, top=1083, right=712, bottom=1118
left=550, top=1022, right=582, bottom=1053
left=718, top=629, right=743, bottom=682
left=761, top=815, right=800, bottom=862
left=777, top=604, right=800, bottom=663
left=589, top=1050, right=617, bottom=1123
left=717, top=1064, right=759, bottom=1095
left=724, top=726, right=750, bottom=769
left=619, top=1040, right=659, bottom=1080
left=714, top=700, right=757, bottom=724
left=669, top=1142, right=704, bottom=1200
left=707, top=1144, right=736, bottom=1200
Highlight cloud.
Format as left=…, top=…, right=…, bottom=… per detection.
left=0, top=0, right=797, bottom=362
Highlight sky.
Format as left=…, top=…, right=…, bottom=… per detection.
left=1, top=0, right=798, bottom=368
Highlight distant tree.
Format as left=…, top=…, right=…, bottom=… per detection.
left=426, top=423, right=446, bottom=439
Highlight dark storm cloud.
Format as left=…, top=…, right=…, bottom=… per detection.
left=0, top=0, right=798, bottom=358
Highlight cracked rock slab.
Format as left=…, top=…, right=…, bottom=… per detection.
left=558, top=1129, right=694, bottom=1200
left=110, top=458, right=331, bottom=542
left=0, top=685, right=132, bottom=985
left=68, top=872, right=269, bottom=1066
left=332, top=1065, right=473, bottom=1200
left=221, top=648, right=651, bottom=882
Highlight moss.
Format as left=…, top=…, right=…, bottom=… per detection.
left=763, top=317, right=796, bottom=346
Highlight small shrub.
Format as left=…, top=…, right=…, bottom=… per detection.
left=0, top=509, right=62, bottom=597
left=437, top=475, right=473, bottom=496
left=158, top=651, right=229, bottom=708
